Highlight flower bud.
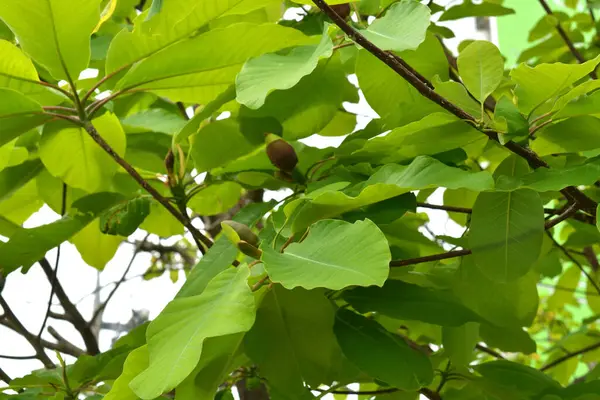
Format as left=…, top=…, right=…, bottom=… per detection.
left=238, top=241, right=263, bottom=259
left=221, top=220, right=259, bottom=247
left=331, top=4, right=351, bottom=20
left=265, top=134, right=298, bottom=173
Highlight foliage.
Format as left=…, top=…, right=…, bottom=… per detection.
left=2, top=0, right=600, bottom=400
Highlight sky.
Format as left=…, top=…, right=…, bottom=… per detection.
left=0, top=1, right=491, bottom=397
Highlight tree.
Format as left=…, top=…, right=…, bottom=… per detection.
left=2, top=0, right=600, bottom=398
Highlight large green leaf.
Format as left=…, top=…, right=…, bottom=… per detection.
left=356, top=34, right=448, bottom=129
left=511, top=55, right=600, bottom=115
left=475, top=360, right=561, bottom=397
left=187, top=182, right=242, bottom=216
left=286, top=156, right=493, bottom=232
left=453, top=257, right=539, bottom=328
left=0, top=0, right=101, bottom=80
left=0, top=40, right=62, bottom=104
left=0, top=192, right=124, bottom=275
left=479, top=324, right=536, bottom=355
left=532, top=116, right=600, bottom=155
left=343, top=280, right=482, bottom=327
left=360, top=0, right=430, bottom=52
left=106, top=0, right=281, bottom=73
left=457, top=41, right=504, bottom=107
left=103, top=345, right=149, bottom=400
left=115, top=23, right=312, bottom=104
left=175, top=334, right=246, bottom=400
left=39, top=112, right=126, bottom=192
left=0, top=88, right=48, bottom=147
left=99, top=197, right=151, bottom=237
left=442, top=322, right=479, bottom=366
left=349, top=113, right=482, bottom=164
left=236, top=25, right=333, bottom=109
left=334, top=309, right=434, bottom=390
left=245, top=286, right=339, bottom=394
left=469, top=189, right=544, bottom=282
left=0, top=159, right=43, bottom=203
left=70, top=220, right=124, bottom=270
left=439, top=0, right=515, bottom=21
left=262, top=219, right=390, bottom=290
left=130, top=266, right=255, bottom=399
left=510, top=158, right=600, bottom=192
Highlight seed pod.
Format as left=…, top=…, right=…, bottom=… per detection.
left=265, top=133, right=298, bottom=172
left=221, top=220, right=259, bottom=247
left=331, top=3, right=351, bottom=20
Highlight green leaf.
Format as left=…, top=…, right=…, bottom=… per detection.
left=245, top=286, right=339, bottom=393
left=343, top=280, right=482, bottom=327
left=349, top=113, right=482, bottom=164
left=121, top=109, right=187, bottom=135
left=0, top=88, right=48, bottom=148
left=286, top=156, right=493, bottom=232
left=439, top=0, right=515, bottom=21
left=130, top=266, right=256, bottom=398
left=511, top=55, right=600, bottom=115
left=360, top=0, right=431, bottom=52
left=356, top=34, right=448, bottom=129
left=469, top=189, right=544, bottom=282
left=479, top=324, right=536, bottom=354
left=0, top=0, right=101, bottom=80
left=103, top=345, right=149, bottom=400
left=514, top=158, right=600, bottom=192
left=106, top=0, right=282, bottom=73
left=261, top=219, right=390, bottom=290
left=236, top=25, right=333, bottom=109
left=475, top=360, right=561, bottom=397
left=334, top=309, right=434, bottom=391
left=0, top=40, right=63, bottom=104
left=494, top=96, right=529, bottom=142
left=71, top=219, right=124, bottom=270
left=115, top=23, right=312, bottom=104
left=175, top=334, right=246, bottom=399
left=457, top=41, right=504, bottom=106
left=0, top=159, right=43, bottom=203
left=532, top=116, right=600, bottom=155
left=99, top=197, right=151, bottom=236
left=0, top=192, right=124, bottom=275
left=188, top=182, right=243, bottom=216
left=453, top=256, right=539, bottom=328
left=140, top=198, right=184, bottom=237
left=442, top=322, right=479, bottom=366
left=40, top=112, right=126, bottom=192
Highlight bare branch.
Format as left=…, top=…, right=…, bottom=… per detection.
left=545, top=202, right=579, bottom=229
left=541, top=341, right=600, bottom=371
left=390, top=249, right=472, bottom=268
left=0, top=366, right=11, bottom=385
left=476, top=343, right=505, bottom=359
left=47, top=327, right=85, bottom=357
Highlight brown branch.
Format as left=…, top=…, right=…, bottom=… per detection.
left=545, top=202, right=579, bottom=229
left=538, top=0, right=597, bottom=78
left=0, top=296, right=54, bottom=368
left=584, top=246, right=600, bottom=272
left=0, top=367, right=11, bottom=385
left=38, top=258, right=100, bottom=355
left=135, top=240, right=196, bottom=266
left=47, top=327, right=85, bottom=357
left=546, top=231, right=600, bottom=295
left=42, top=106, right=78, bottom=114
left=82, top=122, right=213, bottom=253
left=476, top=343, right=506, bottom=359
left=312, top=0, right=597, bottom=215
left=541, top=341, right=600, bottom=371
left=81, top=64, right=132, bottom=105
left=390, top=249, right=472, bottom=267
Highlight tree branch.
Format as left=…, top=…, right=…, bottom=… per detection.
left=38, top=259, right=100, bottom=355
left=0, top=366, right=11, bottom=385
left=82, top=122, right=213, bottom=253
left=0, top=296, right=54, bottom=368
left=545, top=202, right=579, bottom=229
left=476, top=343, right=505, bottom=359
left=312, top=0, right=597, bottom=215
left=47, top=327, right=85, bottom=357
left=545, top=231, right=600, bottom=296
left=541, top=341, right=600, bottom=371
left=390, top=249, right=472, bottom=267
left=538, top=0, right=596, bottom=78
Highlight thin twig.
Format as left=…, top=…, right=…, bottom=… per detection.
left=0, top=296, right=54, bottom=368
left=476, top=343, right=506, bottom=359
left=312, top=387, right=399, bottom=395
left=538, top=0, right=597, bottom=78
left=89, top=235, right=149, bottom=325
left=42, top=106, right=78, bottom=114
left=545, top=202, right=579, bottom=229
left=529, top=119, right=553, bottom=137
left=81, top=64, right=131, bottom=105
left=312, top=0, right=597, bottom=215
left=0, top=354, right=37, bottom=360
left=541, top=341, right=600, bottom=371
left=390, top=249, right=472, bottom=267
left=82, top=122, right=213, bottom=253
left=47, top=327, right=85, bottom=357
left=38, top=259, right=100, bottom=355
left=37, top=183, right=67, bottom=339
left=546, top=231, right=600, bottom=296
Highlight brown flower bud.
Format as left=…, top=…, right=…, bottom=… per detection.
left=331, top=3, right=351, bottom=20
left=238, top=241, right=263, bottom=260
left=265, top=133, right=298, bottom=173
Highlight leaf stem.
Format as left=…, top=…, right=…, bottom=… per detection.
left=390, top=249, right=472, bottom=267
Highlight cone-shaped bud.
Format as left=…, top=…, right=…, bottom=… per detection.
left=331, top=4, right=351, bottom=19
left=221, top=220, right=259, bottom=247
left=238, top=240, right=263, bottom=259
left=265, top=133, right=298, bottom=172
